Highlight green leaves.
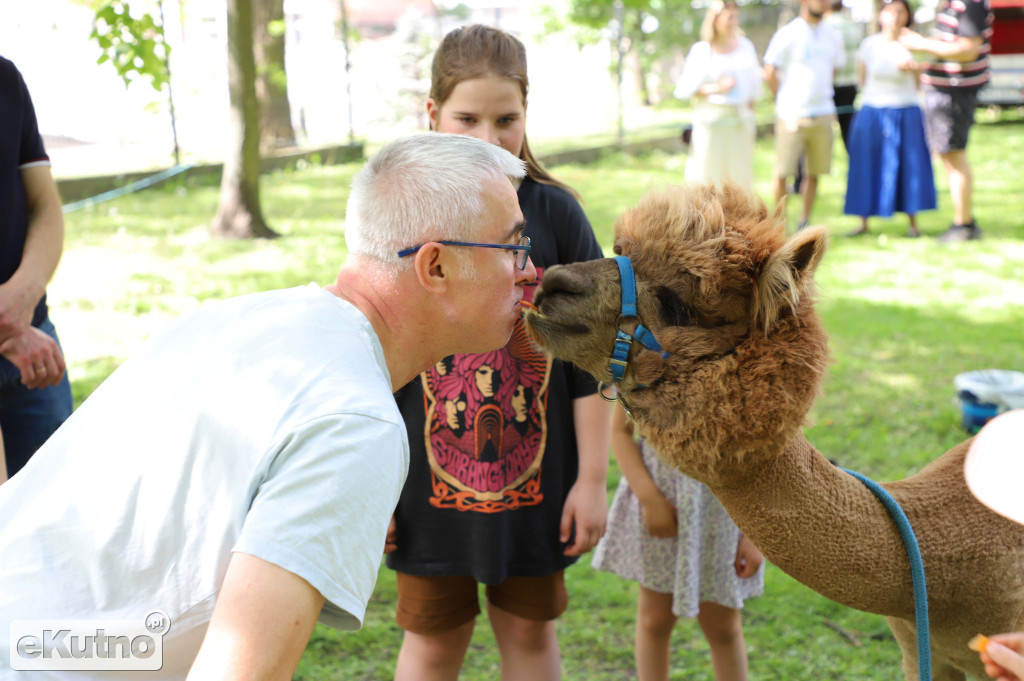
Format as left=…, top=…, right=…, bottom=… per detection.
left=90, top=0, right=170, bottom=91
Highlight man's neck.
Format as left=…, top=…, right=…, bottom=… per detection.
left=327, top=267, right=440, bottom=392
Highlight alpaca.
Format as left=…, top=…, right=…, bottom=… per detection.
left=523, top=183, right=1024, bottom=681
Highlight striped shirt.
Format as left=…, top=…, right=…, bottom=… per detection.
left=922, top=0, right=994, bottom=89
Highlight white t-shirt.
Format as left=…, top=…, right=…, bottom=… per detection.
left=764, top=17, right=846, bottom=119
left=0, top=284, right=409, bottom=680
left=674, top=37, right=763, bottom=108
left=857, top=33, right=921, bottom=108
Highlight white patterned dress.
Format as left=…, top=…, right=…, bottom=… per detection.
left=592, top=439, right=764, bottom=617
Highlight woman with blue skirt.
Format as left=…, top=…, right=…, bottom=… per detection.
left=845, top=0, right=936, bottom=237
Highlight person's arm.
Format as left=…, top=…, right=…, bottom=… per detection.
left=674, top=42, right=712, bottom=100
left=608, top=403, right=677, bottom=538
left=856, top=60, right=867, bottom=89
left=0, top=165, right=65, bottom=345
left=0, top=325, right=66, bottom=388
left=187, top=552, right=324, bottom=681
left=560, top=392, right=610, bottom=556
left=979, top=632, right=1024, bottom=681
left=764, top=63, right=780, bottom=98
left=899, top=29, right=984, bottom=62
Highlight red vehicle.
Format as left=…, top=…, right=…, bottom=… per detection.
left=979, top=0, right=1024, bottom=106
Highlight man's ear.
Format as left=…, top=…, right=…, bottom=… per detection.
left=412, top=243, right=450, bottom=294
left=426, top=98, right=440, bottom=132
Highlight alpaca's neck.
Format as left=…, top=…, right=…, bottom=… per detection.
left=710, top=433, right=917, bottom=617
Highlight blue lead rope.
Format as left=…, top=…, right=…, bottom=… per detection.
left=843, top=468, right=931, bottom=681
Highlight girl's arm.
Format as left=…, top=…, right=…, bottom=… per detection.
left=610, top=404, right=677, bottom=538
left=734, top=533, right=764, bottom=578
left=560, top=392, right=610, bottom=556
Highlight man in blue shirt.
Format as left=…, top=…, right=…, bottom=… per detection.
left=0, top=56, right=73, bottom=481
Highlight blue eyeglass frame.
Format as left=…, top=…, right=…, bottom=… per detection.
left=397, top=235, right=532, bottom=270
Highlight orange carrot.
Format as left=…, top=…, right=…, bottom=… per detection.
left=968, top=634, right=990, bottom=654
left=520, top=300, right=538, bottom=312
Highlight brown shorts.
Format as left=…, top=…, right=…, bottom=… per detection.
left=775, top=115, right=835, bottom=177
left=395, top=572, right=568, bottom=635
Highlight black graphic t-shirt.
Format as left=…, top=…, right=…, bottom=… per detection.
left=387, top=177, right=604, bottom=584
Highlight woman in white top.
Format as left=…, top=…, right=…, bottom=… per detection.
left=844, top=0, right=936, bottom=236
left=674, top=0, right=763, bottom=189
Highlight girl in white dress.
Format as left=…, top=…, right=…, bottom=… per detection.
left=593, top=405, right=764, bottom=681
left=674, top=0, right=763, bottom=189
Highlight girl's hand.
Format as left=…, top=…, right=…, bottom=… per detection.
left=979, top=633, right=1024, bottom=680
left=641, top=494, right=678, bottom=538
left=734, top=534, right=763, bottom=578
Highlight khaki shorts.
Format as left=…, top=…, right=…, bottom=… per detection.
left=775, top=115, right=835, bottom=177
left=395, top=572, right=568, bottom=635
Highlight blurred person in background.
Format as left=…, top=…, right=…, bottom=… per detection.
left=674, top=0, right=763, bottom=189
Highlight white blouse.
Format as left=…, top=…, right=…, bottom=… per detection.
left=675, top=37, right=763, bottom=108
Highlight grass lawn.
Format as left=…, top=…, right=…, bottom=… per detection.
left=50, top=109, right=1024, bottom=680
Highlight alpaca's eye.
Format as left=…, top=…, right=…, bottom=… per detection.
left=654, top=286, right=692, bottom=327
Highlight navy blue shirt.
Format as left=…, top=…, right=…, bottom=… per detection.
left=1, top=56, right=50, bottom=326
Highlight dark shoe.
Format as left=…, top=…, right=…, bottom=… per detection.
left=937, top=223, right=981, bottom=243
left=797, top=219, right=809, bottom=231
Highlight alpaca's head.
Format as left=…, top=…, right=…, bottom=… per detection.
left=525, top=183, right=831, bottom=480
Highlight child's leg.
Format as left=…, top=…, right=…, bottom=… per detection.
left=696, top=601, right=748, bottom=681
left=487, top=602, right=560, bottom=681
left=395, top=623, right=475, bottom=681
left=635, top=586, right=678, bottom=681
left=485, top=574, right=566, bottom=681
left=393, top=573, right=479, bottom=681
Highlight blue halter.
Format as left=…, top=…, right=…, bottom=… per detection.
left=607, top=256, right=669, bottom=384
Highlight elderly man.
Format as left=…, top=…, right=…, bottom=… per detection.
left=0, top=132, right=535, bottom=680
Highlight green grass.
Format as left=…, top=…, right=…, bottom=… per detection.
left=52, top=109, right=1024, bottom=680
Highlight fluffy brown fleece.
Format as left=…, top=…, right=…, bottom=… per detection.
left=524, top=183, right=1024, bottom=681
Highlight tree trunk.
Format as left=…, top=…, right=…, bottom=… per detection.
left=253, top=0, right=295, bottom=151
left=212, top=0, right=278, bottom=239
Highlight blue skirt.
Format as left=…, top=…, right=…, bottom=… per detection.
left=844, top=105, right=937, bottom=217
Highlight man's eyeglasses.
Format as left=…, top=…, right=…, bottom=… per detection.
left=397, top=235, right=532, bottom=270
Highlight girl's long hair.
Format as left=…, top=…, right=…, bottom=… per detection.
left=430, top=24, right=580, bottom=200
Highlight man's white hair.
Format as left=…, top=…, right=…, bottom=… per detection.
left=344, top=133, right=527, bottom=264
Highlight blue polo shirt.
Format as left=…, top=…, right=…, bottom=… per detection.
left=1, top=56, right=50, bottom=327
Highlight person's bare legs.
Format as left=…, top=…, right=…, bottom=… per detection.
left=487, top=601, right=561, bottom=681
left=696, top=601, right=749, bottom=681
left=940, top=149, right=973, bottom=225
left=848, top=216, right=869, bottom=236
left=907, top=213, right=921, bottom=237
left=773, top=175, right=788, bottom=210
left=635, top=587, right=678, bottom=681
left=800, top=175, right=819, bottom=226
left=394, top=621, right=475, bottom=681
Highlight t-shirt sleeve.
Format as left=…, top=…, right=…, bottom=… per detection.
left=15, top=68, right=48, bottom=168
left=958, top=0, right=990, bottom=38
left=855, top=35, right=869, bottom=64
left=546, top=188, right=602, bottom=399
left=675, top=42, right=711, bottom=100
left=553, top=191, right=604, bottom=264
left=764, top=30, right=786, bottom=67
left=234, top=413, right=408, bottom=630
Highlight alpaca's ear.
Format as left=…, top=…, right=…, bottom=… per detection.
left=752, top=225, right=827, bottom=333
